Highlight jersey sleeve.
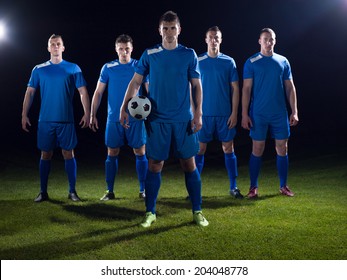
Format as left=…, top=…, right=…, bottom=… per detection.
left=99, top=64, right=109, bottom=84
left=73, top=64, right=87, bottom=88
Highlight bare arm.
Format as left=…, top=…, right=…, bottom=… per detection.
left=89, top=81, right=106, bottom=132
left=284, top=79, right=299, bottom=126
left=21, top=87, right=36, bottom=132
left=120, top=73, right=143, bottom=128
left=228, top=81, right=240, bottom=129
left=77, top=86, right=91, bottom=129
left=241, top=78, right=253, bottom=130
left=190, top=78, right=203, bottom=133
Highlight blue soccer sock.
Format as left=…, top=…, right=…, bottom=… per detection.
left=105, top=155, right=118, bottom=192
left=145, top=170, right=161, bottom=214
left=136, top=155, right=148, bottom=193
left=277, top=154, right=288, bottom=188
left=249, top=153, right=262, bottom=188
left=65, top=158, right=77, bottom=193
left=185, top=169, right=202, bottom=212
left=39, top=159, right=51, bottom=193
left=225, top=152, right=238, bottom=190
left=195, top=154, right=204, bottom=174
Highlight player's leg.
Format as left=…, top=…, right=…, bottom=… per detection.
left=176, top=121, right=208, bottom=226
left=101, top=147, right=119, bottom=200
left=35, top=122, right=55, bottom=202
left=215, top=116, right=242, bottom=198
left=195, top=116, right=213, bottom=174
left=189, top=142, right=205, bottom=200
left=195, top=142, right=206, bottom=174
left=128, top=120, right=148, bottom=198
left=58, top=123, right=80, bottom=201
left=222, top=140, right=243, bottom=198
left=35, top=150, right=53, bottom=202
left=140, top=122, right=170, bottom=228
left=247, top=114, right=267, bottom=198
left=62, top=149, right=80, bottom=201
left=101, top=122, right=123, bottom=200
left=133, top=145, right=148, bottom=198
left=247, top=140, right=265, bottom=198
left=272, top=115, right=293, bottom=196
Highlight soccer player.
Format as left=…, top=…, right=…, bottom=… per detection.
left=241, top=28, right=299, bottom=198
left=120, top=11, right=209, bottom=227
left=21, top=34, right=90, bottom=202
left=196, top=26, right=243, bottom=199
left=90, top=34, right=148, bottom=200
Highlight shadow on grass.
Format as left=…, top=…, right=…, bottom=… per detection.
left=156, top=193, right=279, bottom=211
left=0, top=220, right=192, bottom=259
left=62, top=203, right=144, bottom=221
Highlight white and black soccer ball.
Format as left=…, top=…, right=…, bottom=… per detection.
left=127, top=95, right=152, bottom=120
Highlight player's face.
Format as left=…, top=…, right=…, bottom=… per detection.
left=47, top=38, right=65, bottom=57
left=205, top=30, right=222, bottom=52
left=259, top=32, right=276, bottom=56
left=159, top=21, right=181, bottom=44
left=116, top=42, right=133, bottom=64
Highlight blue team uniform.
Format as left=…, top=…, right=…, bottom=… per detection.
left=136, top=44, right=200, bottom=160
left=99, top=58, right=146, bottom=149
left=136, top=43, right=202, bottom=214
left=27, top=59, right=87, bottom=196
left=28, top=60, right=87, bottom=151
left=197, top=52, right=238, bottom=143
left=243, top=52, right=292, bottom=140
left=243, top=52, right=294, bottom=191
left=196, top=52, right=239, bottom=192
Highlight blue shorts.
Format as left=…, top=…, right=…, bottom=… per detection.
left=250, top=113, right=290, bottom=141
left=37, top=122, right=77, bottom=151
left=145, top=121, right=199, bottom=161
left=105, top=121, right=146, bottom=149
left=198, top=116, right=236, bottom=143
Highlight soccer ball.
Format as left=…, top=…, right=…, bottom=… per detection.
left=127, top=95, right=152, bottom=120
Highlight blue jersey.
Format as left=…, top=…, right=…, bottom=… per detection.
left=99, top=58, right=142, bottom=123
left=28, top=60, right=87, bottom=122
left=136, top=44, right=200, bottom=122
left=243, top=52, right=292, bottom=116
left=198, top=52, right=238, bottom=116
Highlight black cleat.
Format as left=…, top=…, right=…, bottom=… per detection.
left=230, top=188, right=244, bottom=199
left=34, top=192, right=49, bottom=202
left=139, top=192, right=146, bottom=199
left=100, top=191, right=115, bottom=201
left=68, top=191, right=81, bottom=202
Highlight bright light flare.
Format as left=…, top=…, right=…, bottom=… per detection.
left=0, top=21, right=6, bottom=41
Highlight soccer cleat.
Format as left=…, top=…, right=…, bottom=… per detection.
left=100, top=191, right=115, bottom=201
left=68, top=192, right=81, bottom=202
left=229, top=188, right=244, bottom=199
left=247, top=187, right=258, bottom=198
left=280, top=186, right=294, bottom=197
left=139, top=192, right=146, bottom=199
left=140, top=212, right=156, bottom=228
left=193, top=211, right=209, bottom=227
left=34, top=192, right=49, bottom=202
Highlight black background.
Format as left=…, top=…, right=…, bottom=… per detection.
left=1, top=0, right=346, bottom=165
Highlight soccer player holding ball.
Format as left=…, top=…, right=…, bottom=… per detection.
left=241, top=28, right=299, bottom=198
left=120, top=11, right=208, bottom=227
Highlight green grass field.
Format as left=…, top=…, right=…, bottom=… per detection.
left=0, top=146, right=346, bottom=260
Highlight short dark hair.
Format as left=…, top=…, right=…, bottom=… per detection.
left=260, top=28, right=276, bottom=37
left=115, top=34, right=133, bottom=45
left=48, top=34, right=63, bottom=45
left=206, top=26, right=222, bottom=36
left=159, top=10, right=180, bottom=26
